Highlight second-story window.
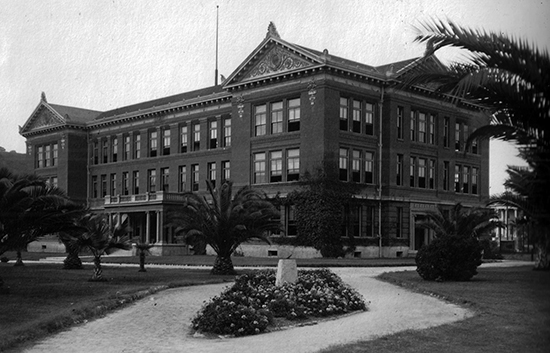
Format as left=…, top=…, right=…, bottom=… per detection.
left=208, top=162, right=216, bottom=188
left=352, top=100, right=361, bottom=133
left=163, top=128, right=170, bottom=156
left=178, top=165, right=187, bottom=192
left=223, top=118, right=231, bottom=147
left=472, top=167, right=479, bottom=194
left=148, top=169, right=156, bottom=193
left=222, top=161, right=230, bottom=182
left=92, top=176, right=98, bottom=198
left=428, top=114, right=436, bottom=144
left=271, top=102, right=283, bottom=134
left=444, top=117, right=450, bottom=148
left=45, top=145, right=51, bottom=167
left=287, top=149, right=300, bottom=181
left=410, top=111, right=416, bottom=142
left=255, top=105, right=267, bottom=136
left=288, top=98, right=300, bottom=132
left=365, top=151, right=374, bottom=184
left=149, top=130, right=158, bottom=157
left=339, top=148, right=348, bottom=181
left=352, top=150, right=361, bottom=182
left=443, top=161, right=450, bottom=191
left=102, top=139, right=108, bottom=163
left=193, top=123, right=201, bottom=151
left=339, top=98, right=348, bottom=131
left=397, top=106, right=404, bottom=140
left=161, top=167, right=169, bottom=192
left=191, top=164, right=199, bottom=191
left=410, top=157, right=416, bottom=187
left=122, top=172, right=129, bottom=195
left=270, top=150, right=283, bottom=182
left=101, top=174, right=107, bottom=197
left=253, top=152, right=266, bottom=184
left=418, top=113, right=427, bottom=143
left=92, top=141, right=99, bottom=165
left=110, top=173, right=117, bottom=195
left=455, top=122, right=462, bottom=151
left=365, top=103, right=374, bottom=135
left=418, top=158, right=427, bottom=188
left=133, top=170, right=140, bottom=194
left=111, top=137, right=118, bottom=162
left=134, top=133, right=141, bottom=159
left=209, top=120, right=218, bottom=149
left=180, top=125, right=188, bottom=153
left=396, top=154, right=403, bottom=186
left=123, top=135, right=131, bottom=161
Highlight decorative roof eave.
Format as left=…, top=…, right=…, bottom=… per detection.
left=88, top=92, right=233, bottom=129
left=21, top=123, right=87, bottom=138
left=19, top=98, right=66, bottom=135
left=224, top=64, right=326, bottom=91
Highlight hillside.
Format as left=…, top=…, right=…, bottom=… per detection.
left=0, top=147, right=32, bottom=176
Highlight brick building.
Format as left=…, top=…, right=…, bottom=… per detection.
left=19, top=25, right=489, bottom=258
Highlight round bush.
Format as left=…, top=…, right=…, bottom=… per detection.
left=415, top=235, right=483, bottom=281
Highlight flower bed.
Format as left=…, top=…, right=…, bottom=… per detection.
left=191, top=269, right=367, bottom=337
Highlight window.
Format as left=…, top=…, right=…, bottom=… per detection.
left=464, top=125, right=469, bottom=152
left=339, top=97, right=348, bottom=131
left=270, top=151, right=283, bottom=182
left=133, top=171, right=140, bottom=194
left=111, top=137, right=118, bottom=162
left=193, top=123, right=200, bottom=151
left=134, top=133, right=141, bottom=159
left=364, top=151, right=374, bottom=184
left=101, top=174, right=107, bottom=197
left=463, top=166, right=470, bottom=194
left=92, top=141, right=99, bottom=164
left=161, top=167, right=169, bottom=192
left=191, top=164, right=199, bottom=191
left=52, top=143, right=58, bottom=166
left=178, top=166, right=187, bottom=192
left=352, top=100, right=361, bottom=133
left=472, top=138, right=478, bottom=154
left=418, top=158, right=426, bottom=188
left=207, top=162, right=216, bottom=188
left=472, top=167, right=479, bottom=194
left=123, top=135, right=131, bottom=160
left=455, top=122, right=461, bottom=151
left=429, top=159, right=436, bottom=189
left=110, top=173, right=116, bottom=196
left=350, top=204, right=361, bottom=237
left=148, top=169, right=156, bottom=193
left=443, top=161, right=450, bottom=191
left=443, top=117, right=450, bottom=148
left=45, top=145, right=51, bottom=167
left=287, top=206, right=297, bottom=236
left=50, top=176, right=58, bottom=188
left=418, top=113, right=427, bottom=143
left=396, top=207, right=403, bottom=238
left=339, top=148, right=348, bottom=181
left=288, top=98, right=300, bottom=132
left=287, top=149, right=300, bottom=181
left=223, top=118, right=231, bottom=147
left=255, top=105, right=267, bottom=136
left=410, top=157, right=416, bottom=187
left=352, top=150, right=361, bottom=182
left=271, top=102, right=283, bottom=134
left=222, top=161, right=230, bottom=182
left=364, top=206, right=375, bottom=237
left=92, top=175, right=98, bottom=198
left=149, top=130, right=158, bottom=157
left=397, top=106, right=404, bottom=140
left=253, top=152, right=266, bottom=184
left=455, top=164, right=461, bottom=192
left=428, top=114, right=436, bottom=144
left=209, top=120, right=218, bottom=149
left=365, top=103, right=374, bottom=135
left=122, top=172, right=129, bottom=195
left=37, top=146, right=44, bottom=168
left=410, top=111, right=416, bottom=142
left=396, top=154, right=403, bottom=186
left=180, top=125, right=188, bottom=153
left=102, top=139, right=108, bottom=163
left=162, top=128, right=171, bottom=155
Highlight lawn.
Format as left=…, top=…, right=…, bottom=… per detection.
left=0, top=261, right=233, bottom=352
left=321, top=265, right=550, bottom=353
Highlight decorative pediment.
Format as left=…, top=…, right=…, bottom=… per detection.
left=20, top=103, right=66, bottom=135
left=241, top=45, right=313, bottom=82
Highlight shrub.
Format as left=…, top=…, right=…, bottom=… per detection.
left=415, top=235, right=483, bottom=281
left=191, top=269, right=367, bottom=336
left=0, top=256, right=9, bottom=263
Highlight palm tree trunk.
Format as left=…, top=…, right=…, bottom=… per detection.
left=90, top=255, right=105, bottom=281
left=63, top=249, right=83, bottom=269
left=14, top=250, right=24, bottom=267
left=138, top=251, right=146, bottom=272
left=534, top=238, right=550, bottom=270
left=211, top=254, right=236, bottom=275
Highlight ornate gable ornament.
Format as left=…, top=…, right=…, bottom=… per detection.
left=27, top=106, right=64, bottom=130
left=241, top=45, right=312, bottom=82
left=266, top=22, right=280, bottom=39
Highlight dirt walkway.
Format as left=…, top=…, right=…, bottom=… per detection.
left=17, top=264, right=483, bottom=353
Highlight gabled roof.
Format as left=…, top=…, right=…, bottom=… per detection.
left=19, top=93, right=101, bottom=136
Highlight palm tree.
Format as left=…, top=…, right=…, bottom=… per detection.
left=168, top=181, right=281, bottom=275
left=134, top=241, right=154, bottom=272
left=404, top=19, right=549, bottom=269
left=417, top=203, right=500, bottom=240
left=65, top=213, right=132, bottom=281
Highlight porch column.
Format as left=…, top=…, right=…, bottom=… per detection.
left=145, top=211, right=151, bottom=243
left=156, top=210, right=164, bottom=244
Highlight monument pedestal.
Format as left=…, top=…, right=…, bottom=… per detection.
left=275, top=259, right=297, bottom=286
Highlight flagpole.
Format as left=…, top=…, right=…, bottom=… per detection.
left=215, top=5, right=219, bottom=86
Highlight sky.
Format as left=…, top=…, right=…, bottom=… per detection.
left=1, top=0, right=548, bottom=194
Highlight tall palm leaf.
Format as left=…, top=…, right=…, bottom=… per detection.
left=169, top=181, right=281, bottom=275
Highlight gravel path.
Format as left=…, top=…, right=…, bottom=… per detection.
left=21, top=262, right=528, bottom=353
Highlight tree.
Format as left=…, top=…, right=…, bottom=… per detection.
left=415, top=203, right=500, bottom=281
left=134, top=241, right=154, bottom=272
left=65, top=213, right=132, bottom=281
left=168, top=181, right=281, bottom=275
left=405, top=19, right=550, bottom=270
left=288, top=170, right=358, bottom=258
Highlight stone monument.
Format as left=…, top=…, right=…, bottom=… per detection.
left=275, top=259, right=297, bottom=286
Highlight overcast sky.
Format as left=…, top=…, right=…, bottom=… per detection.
left=1, top=0, right=548, bottom=194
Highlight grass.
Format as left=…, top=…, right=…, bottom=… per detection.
left=0, top=261, right=234, bottom=352
left=320, top=265, right=550, bottom=353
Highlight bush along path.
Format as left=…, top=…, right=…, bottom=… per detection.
left=191, top=269, right=367, bottom=337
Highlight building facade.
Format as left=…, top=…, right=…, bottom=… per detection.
left=20, top=26, right=490, bottom=257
